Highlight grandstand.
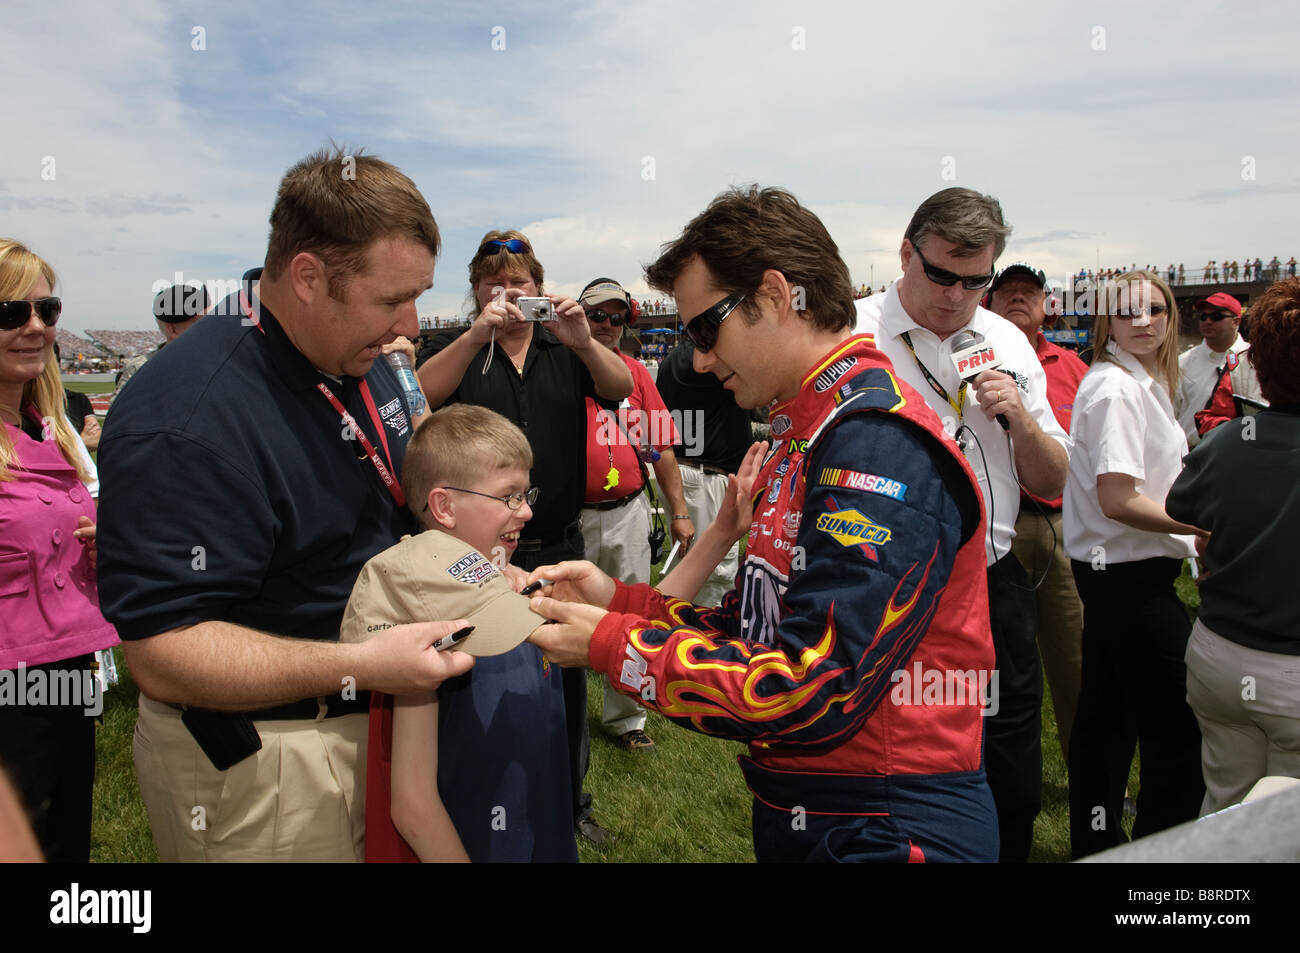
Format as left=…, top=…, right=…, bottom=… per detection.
left=55, top=328, right=111, bottom=365
left=85, top=329, right=164, bottom=360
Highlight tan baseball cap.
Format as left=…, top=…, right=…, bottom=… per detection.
left=341, top=531, right=545, bottom=657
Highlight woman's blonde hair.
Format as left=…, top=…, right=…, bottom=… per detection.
left=1090, top=270, right=1181, bottom=403
left=0, top=240, right=91, bottom=483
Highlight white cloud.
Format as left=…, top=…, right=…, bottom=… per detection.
left=1, top=0, right=1296, bottom=328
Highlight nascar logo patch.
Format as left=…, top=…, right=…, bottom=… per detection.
left=818, top=467, right=907, bottom=501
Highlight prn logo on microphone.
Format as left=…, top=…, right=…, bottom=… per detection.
left=953, top=345, right=996, bottom=377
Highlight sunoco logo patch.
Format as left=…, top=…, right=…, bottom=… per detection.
left=815, top=500, right=892, bottom=561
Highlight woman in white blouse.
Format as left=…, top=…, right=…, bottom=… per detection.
left=1063, top=271, right=1208, bottom=858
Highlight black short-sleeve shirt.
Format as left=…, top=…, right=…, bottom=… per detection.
left=97, top=270, right=418, bottom=642
left=63, top=389, right=94, bottom=433
left=421, top=326, right=603, bottom=542
left=654, top=339, right=751, bottom=474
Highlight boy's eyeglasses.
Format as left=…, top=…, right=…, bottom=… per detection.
left=584, top=309, right=627, bottom=326
left=683, top=293, right=747, bottom=352
left=427, top=485, right=540, bottom=512
left=478, top=238, right=530, bottom=256
left=0, top=296, right=61, bottom=331
left=911, top=243, right=995, bottom=290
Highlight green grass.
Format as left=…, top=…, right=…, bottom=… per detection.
left=91, top=651, right=159, bottom=862
left=89, top=565, right=1202, bottom=862
left=63, top=380, right=115, bottom=396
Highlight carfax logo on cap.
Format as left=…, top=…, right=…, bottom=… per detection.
left=447, top=552, right=499, bottom=586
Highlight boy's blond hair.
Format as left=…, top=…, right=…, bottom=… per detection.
left=401, top=404, right=532, bottom=520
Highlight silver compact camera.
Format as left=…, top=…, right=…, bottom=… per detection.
left=517, top=297, right=556, bottom=321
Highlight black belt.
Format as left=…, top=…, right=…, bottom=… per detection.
left=584, top=491, right=642, bottom=512
left=678, top=459, right=730, bottom=477
left=173, top=690, right=370, bottom=721
left=516, top=518, right=583, bottom=553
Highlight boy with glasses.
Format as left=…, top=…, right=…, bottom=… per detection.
left=344, top=404, right=574, bottom=862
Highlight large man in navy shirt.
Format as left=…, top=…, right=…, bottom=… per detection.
left=97, top=148, right=474, bottom=862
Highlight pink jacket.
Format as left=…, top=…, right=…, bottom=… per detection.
left=1, top=414, right=118, bottom=669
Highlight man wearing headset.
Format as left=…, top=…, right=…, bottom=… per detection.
left=577, top=277, right=695, bottom=754
left=854, top=189, right=1070, bottom=862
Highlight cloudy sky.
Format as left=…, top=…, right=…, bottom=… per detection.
left=3, top=0, right=1297, bottom=333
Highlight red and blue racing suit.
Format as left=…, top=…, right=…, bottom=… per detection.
left=589, top=335, right=998, bottom=861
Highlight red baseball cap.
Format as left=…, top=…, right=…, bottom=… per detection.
left=1196, top=292, right=1241, bottom=317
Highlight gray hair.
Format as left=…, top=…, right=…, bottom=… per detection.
left=904, top=188, right=1011, bottom=260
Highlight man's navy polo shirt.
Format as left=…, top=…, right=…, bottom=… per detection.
left=97, top=273, right=418, bottom=643
left=421, top=325, right=602, bottom=543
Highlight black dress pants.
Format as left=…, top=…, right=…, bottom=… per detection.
left=0, top=655, right=97, bottom=862
left=984, top=553, right=1043, bottom=862
left=1068, top=557, right=1204, bottom=858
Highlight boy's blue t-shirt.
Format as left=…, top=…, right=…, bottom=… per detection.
left=436, top=641, right=577, bottom=862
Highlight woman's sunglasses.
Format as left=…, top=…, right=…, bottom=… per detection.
left=0, top=296, right=61, bottom=331
left=478, top=238, right=531, bottom=256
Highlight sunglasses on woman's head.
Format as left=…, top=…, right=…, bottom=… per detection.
left=478, top=238, right=530, bottom=256
left=0, top=297, right=61, bottom=331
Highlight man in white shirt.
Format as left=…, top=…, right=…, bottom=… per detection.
left=1174, top=292, right=1261, bottom=446
left=855, top=188, right=1070, bottom=862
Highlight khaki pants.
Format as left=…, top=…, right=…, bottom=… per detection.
left=133, top=694, right=367, bottom=862
left=679, top=463, right=738, bottom=608
left=583, top=495, right=652, bottom=736
left=1012, top=508, right=1083, bottom=759
left=1186, top=620, right=1300, bottom=816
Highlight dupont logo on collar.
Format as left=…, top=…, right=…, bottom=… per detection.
left=813, top=356, right=858, bottom=392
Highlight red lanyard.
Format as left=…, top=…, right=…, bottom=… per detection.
left=240, top=284, right=406, bottom=507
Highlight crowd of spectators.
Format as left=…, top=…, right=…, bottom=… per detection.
left=1072, top=257, right=1295, bottom=288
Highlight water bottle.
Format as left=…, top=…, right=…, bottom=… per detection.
left=385, top=350, right=427, bottom=417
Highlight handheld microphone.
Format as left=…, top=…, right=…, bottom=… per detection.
left=949, top=330, right=1010, bottom=431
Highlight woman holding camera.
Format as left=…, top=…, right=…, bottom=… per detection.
left=0, top=239, right=118, bottom=861
left=1063, top=271, right=1206, bottom=858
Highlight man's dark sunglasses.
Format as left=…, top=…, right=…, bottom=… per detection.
left=1198, top=310, right=1233, bottom=322
left=478, top=238, right=530, bottom=256
left=584, top=309, right=627, bottom=326
left=0, top=296, right=61, bottom=331
left=683, top=293, right=747, bottom=352
left=911, top=242, right=995, bottom=290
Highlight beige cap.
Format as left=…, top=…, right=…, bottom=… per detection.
left=341, top=531, right=544, bottom=657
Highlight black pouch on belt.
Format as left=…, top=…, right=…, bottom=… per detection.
left=181, top=707, right=263, bottom=770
